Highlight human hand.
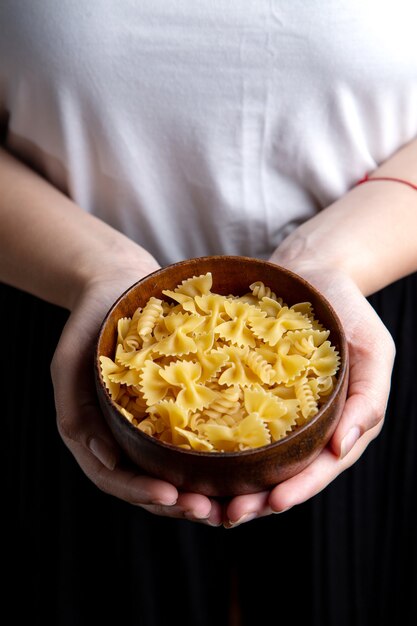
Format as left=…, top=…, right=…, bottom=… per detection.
left=50, top=255, right=223, bottom=526
left=223, top=260, right=395, bottom=528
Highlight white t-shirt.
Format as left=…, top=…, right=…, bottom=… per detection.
left=1, top=0, right=417, bottom=266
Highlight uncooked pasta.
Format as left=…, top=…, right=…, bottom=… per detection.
left=99, top=272, right=340, bottom=452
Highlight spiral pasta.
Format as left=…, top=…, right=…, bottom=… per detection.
left=123, top=307, right=142, bottom=351
left=249, top=280, right=282, bottom=303
left=137, top=297, right=163, bottom=339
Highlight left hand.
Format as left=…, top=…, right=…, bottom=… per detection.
left=222, top=260, right=395, bottom=528
left=51, top=261, right=224, bottom=527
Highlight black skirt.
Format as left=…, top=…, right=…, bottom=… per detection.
left=4, top=273, right=417, bottom=626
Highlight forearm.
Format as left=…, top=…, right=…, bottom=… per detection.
left=0, top=147, right=157, bottom=309
left=274, top=138, right=417, bottom=295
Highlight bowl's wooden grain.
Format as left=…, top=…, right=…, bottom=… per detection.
left=95, top=255, right=349, bottom=497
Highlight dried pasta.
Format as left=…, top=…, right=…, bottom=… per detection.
left=100, top=273, right=340, bottom=452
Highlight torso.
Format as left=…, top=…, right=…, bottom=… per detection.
left=1, top=0, right=417, bottom=264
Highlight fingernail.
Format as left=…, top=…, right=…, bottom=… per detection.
left=225, top=512, right=258, bottom=529
left=340, top=426, right=361, bottom=459
left=272, top=506, right=291, bottom=514
left=184, top=510, right=210, bottom=521
left=206, top=519, right=223, bottom=527
left=88, top=437, right=117, bottom=470
left=150, top=497, right=178, bottom=507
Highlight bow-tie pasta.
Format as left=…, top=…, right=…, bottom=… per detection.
left=100, top=273, right=340, bottom=452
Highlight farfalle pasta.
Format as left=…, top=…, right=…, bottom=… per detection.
left=99, top=273, right=340, bottom=452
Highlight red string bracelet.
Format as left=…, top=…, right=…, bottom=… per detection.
left=356, top=172, right=417, bottom=191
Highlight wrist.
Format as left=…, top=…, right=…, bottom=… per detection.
left=270, top=230, right=353, bottom=287
left=272, top=169, right=417, bottom=297
left=69, top=235, right=160, bottom=312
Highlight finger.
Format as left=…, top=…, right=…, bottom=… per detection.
left=224, top=418, right=383, bottom=525
left=269, top=422, right=381, bottom=511
left=52, top=342, right=179, bottom=505
left=51, top=319, right=122, bottom=469
left=67, top=439, right=178, bottom=504
left=222, top=491, right=272, bottom=528
left=63, top=433, right=225, bottom=520
left=177, top=493, right=224, bottom=525
left=167, top=492, right=214, bottom=522
left=330, top=335, right=394, bottom=458
left=142, top=494, right=224, bottom=526
left=78, top=433, right=222, bottom=522
left=331, top=392, right=385, bottom=459
left=57, top=396, right=122, bottom=470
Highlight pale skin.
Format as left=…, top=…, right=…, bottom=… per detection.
left=1, top=137, right=417, bottom=527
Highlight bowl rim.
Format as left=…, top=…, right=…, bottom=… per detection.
left=95, top=254, right=349, bottom=458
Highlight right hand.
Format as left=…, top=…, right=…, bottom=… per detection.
left=50, top=254, right=223, bottom=526
left=222, top=262, right=395, bottom=526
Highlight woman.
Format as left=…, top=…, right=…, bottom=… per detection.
left=2, top=2, right=416, bottom=624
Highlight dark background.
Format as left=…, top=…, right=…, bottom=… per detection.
left=4, top=273, right=417, bottom=626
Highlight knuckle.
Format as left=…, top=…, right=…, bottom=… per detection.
left=56, top=411, right=81, bottom=445
left=378, top=323, right=396, bottom=357
left=50, top=346, right=68, bottom=380
left=366, top=396, right=387, bottom=430
left=50, top=352, right=60, bottom=379
left=369, top=409, right=385, bottom=431
left=375, top=330, right=396, bottom=364
left=91, top=467, right=112, bottom=495
left=387, top=333, right=396, bottom=361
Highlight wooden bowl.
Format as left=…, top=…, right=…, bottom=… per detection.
left=94, top=255, right=348, bottom=497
